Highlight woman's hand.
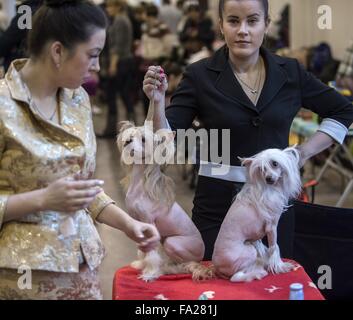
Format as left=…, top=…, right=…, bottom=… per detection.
left=124, top=218, right=160, bottom=252
left=41, top=176, right=104, bottom=213
left=143, top=66, right=168, bottom=105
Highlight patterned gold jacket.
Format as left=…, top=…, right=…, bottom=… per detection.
left=0, top=60, right=115, bottom=273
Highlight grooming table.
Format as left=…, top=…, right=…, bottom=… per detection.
left=112, top=260, right=324, bottom=300
left=291, top=117, right=353, bottom=207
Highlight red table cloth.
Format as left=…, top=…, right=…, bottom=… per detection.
left=113, top=260, right=325, bottom=300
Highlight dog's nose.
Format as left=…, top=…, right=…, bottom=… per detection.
left=266, top=177, right=275, bottom=185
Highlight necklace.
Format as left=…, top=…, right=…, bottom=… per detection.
left=19, top=70, right=58, bottom=121
left=32, top=98, right=57, bottom=121
left=253, top=63, right=263, bottom=105
left=232, top=58, right=263, bottom=95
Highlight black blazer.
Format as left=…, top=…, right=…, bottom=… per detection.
left=166, top=46, right=353, bottom=166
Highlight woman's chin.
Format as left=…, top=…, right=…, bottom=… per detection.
left=230, top=47, right=257, bottom=59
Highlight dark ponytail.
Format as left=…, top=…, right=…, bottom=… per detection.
left=28, top=0, right=107, bottom=58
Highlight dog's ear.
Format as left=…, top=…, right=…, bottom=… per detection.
left=116, top=121, right=135, bottom=152
left=284, top=146, right=300, bottom=165
left=238, top=156, right=253, bottom=167
left=118, top=121, right=134, bottom=133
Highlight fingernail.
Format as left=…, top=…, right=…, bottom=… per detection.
left=97, top=180, right=104, bottom=185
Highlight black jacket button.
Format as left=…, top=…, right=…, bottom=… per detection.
left=252, top=116, right=263, bottom=127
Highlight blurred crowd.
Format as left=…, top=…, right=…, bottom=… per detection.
left=94, top=0, right=218, bottom=136
left=0, top=0, right=352, bottom=135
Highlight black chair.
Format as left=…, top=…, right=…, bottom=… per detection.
left=293, top=200, right=353, bottom=300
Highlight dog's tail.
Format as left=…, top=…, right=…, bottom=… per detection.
left=160, top=261, right=216, bottom=281
left=183, top=262, right=216, bottom=281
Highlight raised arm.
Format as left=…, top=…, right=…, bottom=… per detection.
left=143, top=65, right=169, bottom=130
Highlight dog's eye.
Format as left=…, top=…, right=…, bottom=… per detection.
left=272, top=161, right=278, bottom=167
left=124, top=139, right=132, bottom=146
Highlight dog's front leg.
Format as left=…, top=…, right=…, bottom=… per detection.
left=266, top=225, right=294, bottom=274
left=131, top=249, right=145, bottom=270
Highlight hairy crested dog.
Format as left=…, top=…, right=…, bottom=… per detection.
left=212, top=147, right=302, bottom=282
left=117, top=121, right=211, bottom=281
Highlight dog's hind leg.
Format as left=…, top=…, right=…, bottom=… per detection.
left=230, top=260, right=268, bottom=282
left=214, top=243, right=259, bottom=282
left=230, top=243, right=268, bottom=282
left=163, top=235, right=204, bottom=263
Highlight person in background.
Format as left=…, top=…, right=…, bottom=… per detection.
left=179, top=2, right=215, bottom=59
left=0, top=0, right=159, bottom=300
left=140, top=4, right=174, bottom=115
left=98, top=0, right=135, bottom=137
left=0, top=0, right=42, bottom=71
left=0, top=2, right=8, bottom=34
left=336, top=41, right=353, bottom=94
left=159, top=0, right=182, bottom=35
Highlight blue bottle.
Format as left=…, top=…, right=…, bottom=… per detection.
left=289, top=283, right=304, bottom=300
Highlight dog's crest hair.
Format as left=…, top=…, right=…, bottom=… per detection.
left=117, top=121, right=175, bottom=208
left=237, top=147, right=301, bottom=222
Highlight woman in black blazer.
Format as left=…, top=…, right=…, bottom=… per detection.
left=143, top=0, right=353, bottom=260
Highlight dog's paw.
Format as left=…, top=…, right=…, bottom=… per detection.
left=230, top=269, right=268, bottom=282
left=131, top=260, right=144, bottom=270
left=279, top=261, right=295, bottom=273
left=272, top=261, right=295, bottom=274
left=254, top=269, right=268, bottom=281
left=138, top=272, right=161, bottom=282
left=230, top=271, right=246, bottom=282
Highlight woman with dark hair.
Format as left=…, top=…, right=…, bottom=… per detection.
left=143, top=0, right=353, bottom=262
left=0, top=0, right=159, bottom=299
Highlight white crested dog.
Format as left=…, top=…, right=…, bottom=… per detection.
left=212, top=147, right=302, bottom=282
left=117, top=121, right=211, bottom=282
